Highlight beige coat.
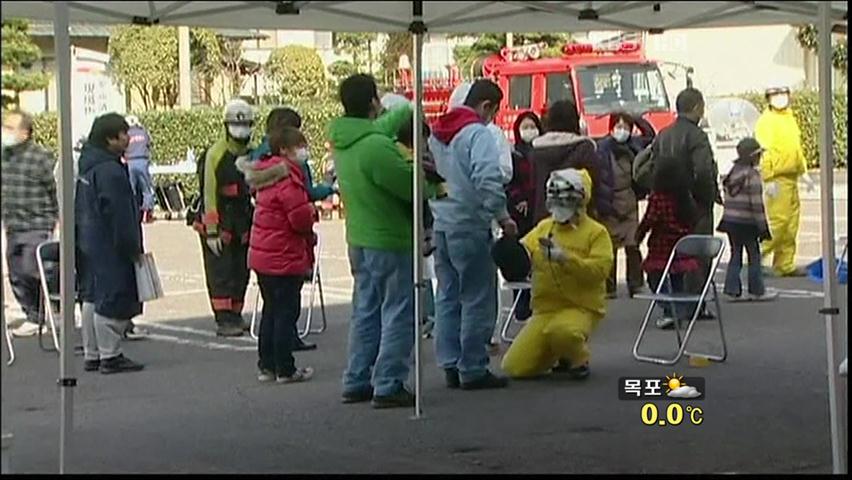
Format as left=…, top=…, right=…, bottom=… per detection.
left=602, top=144, right=639, bottom=248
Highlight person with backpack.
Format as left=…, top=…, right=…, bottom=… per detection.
left=597, top=112, right=647, bottom=299
left=717, top=138, right=778, bottom=302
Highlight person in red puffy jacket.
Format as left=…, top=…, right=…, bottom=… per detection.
left=237, top=127, right=316, bottom=384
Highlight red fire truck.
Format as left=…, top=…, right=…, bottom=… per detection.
left=397, top=41, right=677, bottom=140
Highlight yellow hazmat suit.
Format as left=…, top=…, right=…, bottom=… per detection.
left=501, top=173, right=613, bottom=378
left=754, top=107, right=808, bottom=276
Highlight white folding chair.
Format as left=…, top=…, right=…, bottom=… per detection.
left=4, top=319, right=14, bottom=366
left=498, top=276, right=532, bottom=344
left=250, top=232, right=327, bottom=340
left=632, top=235, right=728, bottom=365
left=35, top=240, right=61, bottom=352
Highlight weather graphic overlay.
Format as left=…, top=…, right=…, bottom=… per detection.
left=618, top=373, right=705, bottom=427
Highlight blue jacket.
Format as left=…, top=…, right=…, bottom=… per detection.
left=75, top=144, right=143, bottom=320
left=251, top=136, right=334, bottom=202
left=428, top=112, right=509, bottom=233
left=125, top=125, right=151, bottom=161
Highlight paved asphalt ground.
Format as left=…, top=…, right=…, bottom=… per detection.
left=1, top=173, right=847, bottom=474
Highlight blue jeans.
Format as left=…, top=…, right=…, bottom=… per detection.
left=724, top=233, right=765, bottom=297
left=647, top=271, right=690, bottom=320
left=128, top=159, right=154, bottom=211
left=434, top=229, right=497, bottom=383
left=342, top=247, right=415, bottom=397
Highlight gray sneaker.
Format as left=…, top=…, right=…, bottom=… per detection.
left=276, top=367, right=314, bottom=384
left=655, top=317, right=677, bottom=330
left=748, top=290, right=779, bottom=302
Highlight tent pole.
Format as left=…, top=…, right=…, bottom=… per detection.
left=54, top=1, right=77, bottom=475
left=410, top=0, right=425, bottom=420
left=817, top=1, right=846, bottom=474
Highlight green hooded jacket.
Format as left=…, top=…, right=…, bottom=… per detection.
left=328, top=105, right=417, bottom=252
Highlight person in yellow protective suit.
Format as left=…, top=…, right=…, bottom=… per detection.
left=754, top=86, right=817, bottom=277
left=499, top=168, right=614, bottom=379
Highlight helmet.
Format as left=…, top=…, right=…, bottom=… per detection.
left=223, top=98, right=255, bottom=125
left=125, top=115, right=140, bottom=127
left=764, top=85, right=790, bottom=99
left=546, top=168, right=586, bottom=204
left=545, top=168, right=586, bottom=223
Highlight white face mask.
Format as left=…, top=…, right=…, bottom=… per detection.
left=519, top=128, right=539, bottom=143
left=548, top=205, right=578, bottom=224
left=612, top=128, right=631, bottom=143
left=295, top=148, right=309, bottom=163
left=227, top=125, right=252, bottom=141
left=2, top=135, right=20, bottom=148
left=769, top=94, right=790, bottom=110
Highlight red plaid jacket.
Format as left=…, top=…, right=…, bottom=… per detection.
left=637, top=191, right=698, bottom=274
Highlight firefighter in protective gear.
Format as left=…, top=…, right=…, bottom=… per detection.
left=754, top=86, right=816, bottom=277
left=194, top=99, right=255, bottom=337
left=500, top=168, right=613, bottom=379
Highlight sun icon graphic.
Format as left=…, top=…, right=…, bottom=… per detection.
left=665, top=373, right=686, bottom=393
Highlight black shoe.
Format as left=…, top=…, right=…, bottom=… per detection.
left=697, top=310, right=716, bottom=321
left=445, top=368, right=461, bottom=389
left=216, top=323, right=244, bottom=337
left=461, top=371, right=509, bottom=390
left=552, top=360, right=590, bottom=379
left=341, top=388, right=374, bottom=404
left=99, top=355, right=144, bottom=375
left=294, top=340, right=318, bottom=352
left=371, top=388, right=416, bottom=409
left=83, top=359, right=100, bottom=372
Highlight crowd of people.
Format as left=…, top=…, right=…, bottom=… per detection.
left=1, top=77, right=819, bottom=390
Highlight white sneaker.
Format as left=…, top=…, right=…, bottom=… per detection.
left=11, top=321, right=41, bottom=337
left=840, top=358, right=847, bottom=377
left=124, top=325, right=149, bottom=341
left=655, top=317, right=677, bottom=330
left=257, top=370, right=276, bottom=383
left=748, top=290, right=779, bottom=302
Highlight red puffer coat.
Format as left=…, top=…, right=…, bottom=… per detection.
left=238, top=155, right=316, bottom=276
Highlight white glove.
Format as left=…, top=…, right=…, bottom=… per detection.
left=548, top=243, right=568, bottom=263
left=802, top=174, right=817, bottom=193
left=764, top=181, right=779, bottom=199
left=206, top=237, right=223, bottom=256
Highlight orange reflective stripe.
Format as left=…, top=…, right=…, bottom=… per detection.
left=202, top=210, right=220, bottom=226
left=220, top=183, right=239, bottom=197
left=211, top=298, right=232, bottom=311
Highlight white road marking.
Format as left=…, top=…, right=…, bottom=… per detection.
left=145, top=332, right=256, bottom=352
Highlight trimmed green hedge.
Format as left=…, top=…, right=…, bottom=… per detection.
left=740, top=89, right=847, bottom=169
left=31, top=96, right=343, bottom=195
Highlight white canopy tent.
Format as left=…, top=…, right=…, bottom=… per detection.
left=0, top=1, right=846, bottom=474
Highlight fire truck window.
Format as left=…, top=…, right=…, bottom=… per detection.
left=546, top=73, right=574, bottom=105
left=509, top=75, right=532, bottom=109
left=577, top=64, right=670, bottom=116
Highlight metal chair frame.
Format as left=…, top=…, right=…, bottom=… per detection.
left=35, top=241, right=61, bottom=352
left=250, top=232, right=327, bottom=340
left=632, top=235, right=728, bottom=365
left=497, top=276, right=532, bottom=344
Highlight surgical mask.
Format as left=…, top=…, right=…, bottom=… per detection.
left=295, top=148, right=309, bottom=163
left=548, top=205, right=578, bottom=224
left=227, top=124, right=252, bottom=141
left=612, top=128, right=631, bottom=143
left=2, top=135, right=20, bottom=148
left=769, top=94, right=790, bottom=110
left=519, top=128, right=539, bottom=143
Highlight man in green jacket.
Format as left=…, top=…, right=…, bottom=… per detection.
left=330, top=74, right=418, bottom=409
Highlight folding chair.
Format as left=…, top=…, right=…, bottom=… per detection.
left=632, top=235, right=728, bottom=365
left=250, top=232, right=328, bottom=341
left=4, top=318, right=14, bottom=366
left=498, top=276, right=532, bottom=344
left=35, top=240, right=61, bottom=352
